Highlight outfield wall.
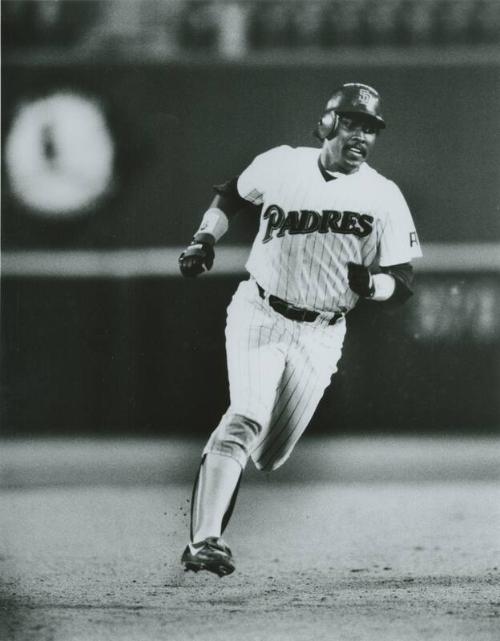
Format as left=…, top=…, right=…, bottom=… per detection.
left=2, top=62, right=499, bottom=435
left=3, top=62, right=500, bottom=248
left=2, top=271, right=499, bottom=436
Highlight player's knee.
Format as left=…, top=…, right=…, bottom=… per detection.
left=203, top=412, right=262, bottom=469
left=224, top=412, right=262, bottom=453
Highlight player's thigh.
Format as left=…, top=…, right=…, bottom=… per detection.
left=225, top=281, right=287, bottom=426
left=251, top=354, right=326, bottom=470
left=252, top=320, right=346, bottom=470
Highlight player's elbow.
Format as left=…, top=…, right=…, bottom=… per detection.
left=380, top=263, right=414, bottom=307
left=391, top=279, right=414, bottom=305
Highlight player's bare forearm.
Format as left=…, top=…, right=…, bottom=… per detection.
left=179, top=175, right=262, bottom=277
left=177, top=185, right=239, bottom=277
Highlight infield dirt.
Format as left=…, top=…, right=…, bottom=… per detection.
left=1, top=438, right=499, bottom=641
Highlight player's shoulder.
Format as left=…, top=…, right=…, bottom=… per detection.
left=293, top=146, right=322, bottom=163
left=361, top=163, right=392, bottom=185
left=252, top=144, right=314, bottom=163
left=362, top=164, right=405, bottom=197
left=246, top=145, right=318, bottom=178
left=362, top=164, right=411, bottom=218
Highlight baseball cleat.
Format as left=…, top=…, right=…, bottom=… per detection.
left=181, top=537, right=235, bottom=577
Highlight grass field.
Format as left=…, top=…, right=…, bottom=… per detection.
left=1, top=437, right=499, bottom=641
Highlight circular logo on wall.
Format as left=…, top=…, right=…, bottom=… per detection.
left=5, top=91, right=115, bottom=218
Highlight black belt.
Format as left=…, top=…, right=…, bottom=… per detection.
left=256, top=283, right=343, bottom=325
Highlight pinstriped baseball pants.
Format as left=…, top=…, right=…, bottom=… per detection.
left=203, top=278, right=346, bottom=472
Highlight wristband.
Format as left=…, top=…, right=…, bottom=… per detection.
left=371, top=273, right=396, bottom=301
left=196, top=208, right=229, bottom=242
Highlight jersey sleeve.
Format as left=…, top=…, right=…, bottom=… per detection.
left=378, top=182, right=422, bottom=267
left=237, top=145, right=290, bottom=205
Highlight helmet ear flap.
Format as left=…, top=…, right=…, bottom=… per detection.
left=314, top=110, right=339, bottom=141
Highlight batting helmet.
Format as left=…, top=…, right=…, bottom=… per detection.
left=314, top=83, right=386, bottom=141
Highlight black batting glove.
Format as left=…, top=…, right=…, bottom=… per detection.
left=179, top=233, right=215, bottom=278
left=347, top=262, right=375, bottom=298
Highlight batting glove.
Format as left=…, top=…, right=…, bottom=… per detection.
left=179, top=233, right=215, bottom=278
left=347, top=262, right=375, bottom=298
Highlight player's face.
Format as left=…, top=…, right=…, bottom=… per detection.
left=322, top=114, right=379, bottom=174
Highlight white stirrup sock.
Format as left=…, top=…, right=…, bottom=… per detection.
left=191, top=452, right=242, bottom=544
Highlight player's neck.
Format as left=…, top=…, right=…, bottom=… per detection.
left=319, top=148, right=361, bottom=175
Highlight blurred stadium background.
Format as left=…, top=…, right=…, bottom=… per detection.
left=1, top=0, right=499, bottom=439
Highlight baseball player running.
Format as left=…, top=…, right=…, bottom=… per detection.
left=178, top=83, right=422, bottom=576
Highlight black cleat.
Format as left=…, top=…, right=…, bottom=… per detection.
left=181, top=537, right=235, bottom=577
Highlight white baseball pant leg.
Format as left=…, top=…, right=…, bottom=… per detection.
left=203, top=279, right=346, bottom=471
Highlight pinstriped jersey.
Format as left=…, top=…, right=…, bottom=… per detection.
left=237, top=145, right=422, bottom=313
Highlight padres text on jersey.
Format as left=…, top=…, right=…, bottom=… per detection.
left=238, top=145, right=422, bottom=313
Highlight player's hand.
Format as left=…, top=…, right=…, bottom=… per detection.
left=347, top=262, right=375, bottom=298
left=179, top=235, right=215, bottom=277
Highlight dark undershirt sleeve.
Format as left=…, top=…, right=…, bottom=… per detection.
left=379, top=263, right=414, bottom=305
left=213, top=176, right=261, bottom=219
